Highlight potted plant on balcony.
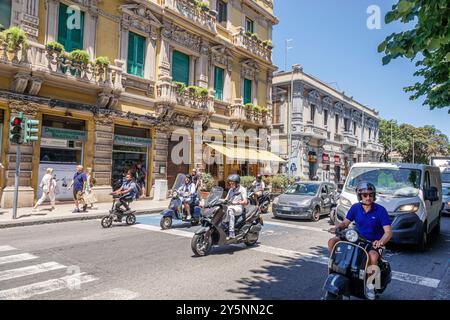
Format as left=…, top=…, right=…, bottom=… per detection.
left=1, top=27, right=27, bottom=62
left=245, top=31, right=253, bottom=38
left=198, top=1, right=209, bottom=12
left=172, top=81, right=186, bottom=95
left=200, top=173, right=215, bottom=199
left=68, top=49, right=90, bottom=77
left=45, top=41, right=65, bottom=54
left=94, top=56, right=110, bottom=80
left=251, top=33, right=259, bottom=41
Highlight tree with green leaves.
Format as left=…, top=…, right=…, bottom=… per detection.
left=378, top=0, right=450, bottom=112
left=378, top=119, right=401, bottom=162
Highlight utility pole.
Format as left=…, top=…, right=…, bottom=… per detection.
left=412, top=136, right=415, bottom=164
left=285, top=39, right=293, bottom=71
left=390, top=122, right=393, bottom=163
left=361, top=112, right=365, bottom=162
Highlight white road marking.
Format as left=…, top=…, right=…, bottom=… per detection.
left=0, top=253, right=38, bottom=265
left=0, top=273, right=98, bottom=300
left=265, top=220, right=328, bottom=233
left=0, top=262, right=67, bottom=282
left=82, top=288, right=139, bottom=300
left=0, top=246, right=17, bottom=253
left=131, top=223, right=442, bottom=289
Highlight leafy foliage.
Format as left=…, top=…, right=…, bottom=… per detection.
left=240, top=176, right=255, bottom=189
left=94, top=56, right=110, bottom=67
left=68, top=49, right=90, bottom=64
left=0, top=27, right=27, bottom=50
left=200, top=173, right=216, bottom=192
left=378, top=0, right=450, bottom=112
left=45, top=41, right=65, bottom=53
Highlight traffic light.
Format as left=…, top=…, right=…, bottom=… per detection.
left=9, top=114, right=24, bottom=144
left=24, top=117, right=40, bottom=143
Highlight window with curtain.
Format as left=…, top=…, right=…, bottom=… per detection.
left=214, top=66, right=224, bottom=100
left=243, top=79, right=252, bottom=104
left=217, top=0, right=227, bottom=23
left=127, top=32, right=145, bottom=77
left=0, top=0, right=11, bottom=30
left=58, top=3, right=85, bottom=52
left=172, top=50, right=190, bottom=85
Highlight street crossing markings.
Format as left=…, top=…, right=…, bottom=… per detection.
left=82, top=288, right=140, bottom=300
left=0, top=246, right=17, bottom=253
left=131, top=223, right=442, bottom=289
left=0, top=262, right=67, bottom=282
left=264, top=221, right=328, bottom=233
left=0, top=273, right=98, bottom=300
left=0, top=253, right=38, bottom=266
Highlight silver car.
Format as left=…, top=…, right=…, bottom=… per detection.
left=442, top=184, right=450, bottom=215
left=272, top=182, right=337, bottom=221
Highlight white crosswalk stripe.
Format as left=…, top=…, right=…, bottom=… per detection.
left=0, top=253, right=38, bottom=265
left=0, top=273, right=98, bottom=300
left=0, top=262, right=67, bottom=282
left=82, top=288, right=139, bottom=300
left=0, top=246, right=17, bottom=253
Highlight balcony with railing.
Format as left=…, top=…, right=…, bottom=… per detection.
left=364, top=140, right=384, bottom=153
left=228, top=103, right=271, bottom=126
left=302, top=121, right=328, bottom=141
left=165, top=0, right=217, bottom=34
left=342, top=131, right=358, bottom=147
left=233, top=27, right=272, bottom=63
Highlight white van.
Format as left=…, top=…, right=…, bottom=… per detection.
left=335, top=163, right=442, bottom=250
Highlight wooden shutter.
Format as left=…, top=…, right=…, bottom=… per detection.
left=128, top=32, right=145, bottom=77
left=243, top=79, right=252, bottom=104
left=214, top=67, right=224, bottom=100
left=172, top=50, right=190, bottom=85
left=58, top=3, right=84, bottom=52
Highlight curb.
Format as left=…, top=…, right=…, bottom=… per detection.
left=0, top=207, right=165, bottom=229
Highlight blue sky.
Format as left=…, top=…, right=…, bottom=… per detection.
left=272, top=0, right=450, bottom=138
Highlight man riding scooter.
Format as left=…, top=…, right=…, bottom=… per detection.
left=112, top=173, right=137, bottom=213
left=178, top=174, right=197, bottom=221
left=327, top=181, right=393, bottom=300
left=224, top=174, right=248, bottom=240
left=251, top=174, right=265, bottom=205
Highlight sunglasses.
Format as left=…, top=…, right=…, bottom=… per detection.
left=361, top=193, right=374, bottom=198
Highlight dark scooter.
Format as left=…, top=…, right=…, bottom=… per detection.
left=160, top=173, right=201, bottom=230
left=323, top=228, right=391, bottom=300
left=191, top=186, right=263, bottom=256
left=101, top=194, right=136, bottom=228
left=248, top=185, right=271, bottom=214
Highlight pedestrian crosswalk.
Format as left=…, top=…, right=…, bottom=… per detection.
left=0, top=245, right=138, bottom=300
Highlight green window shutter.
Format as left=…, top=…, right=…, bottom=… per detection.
left=58, top=3, right=84, bottom=52
left=214, top=67, right=224, bottom=100
left=243, top=79, right=252, bottom=104
left=172, top=50, right=190, bottom=85
left=0, top=0, right=12, bottom=30
left=127, top=32, right=145, bottom=77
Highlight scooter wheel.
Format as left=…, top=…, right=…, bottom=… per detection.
left=101, top=216, right=113, bottom=228
left=323, top=292, right=343, bottom=300
left=190, top=218, right=199, bottom=226
left=191, top=233, right=212, bottom=257
left=126, top=214, right=136, bottom=225
left=160, top=216, right=173, bottom=230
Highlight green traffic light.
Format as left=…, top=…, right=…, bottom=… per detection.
left=23, top=118, right=40, bottom=143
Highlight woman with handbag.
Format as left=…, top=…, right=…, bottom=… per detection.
left=84, top=167, right=98, bottom=209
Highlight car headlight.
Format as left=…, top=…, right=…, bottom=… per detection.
left=395, top=203, right=420, bottom=213
left=345, top=230, right=359, bottom=243
left=339, top=197, right=352, bottom=207
left=299, top=199, right=311, bottom=206
left=273, top=197, right=279, bottom=205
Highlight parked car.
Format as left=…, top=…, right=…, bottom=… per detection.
left=335, top=163, right=441, bottom=251
left=272, top=182, right=337, bottom=221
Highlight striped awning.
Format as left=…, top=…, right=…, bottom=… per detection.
left=206, top=143, right=287, bottom=163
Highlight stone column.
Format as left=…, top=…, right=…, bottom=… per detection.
left=196, top=42, right=209, bottom=88
left=119, top=20, right=130, bottom=74
left=91, top=116, right=114, bottom=202
left=84, top=6, right=98, bottom=59
left=152, top=127, right=170, bottom=183
left=0, top=102, right=39, bottom=208
left=158, top=36, right=171, bottom=79
left=45, top=0, right=59, bottom=43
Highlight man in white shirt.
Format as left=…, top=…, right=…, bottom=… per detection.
left=224, top=174, right=248, bottom=239
left=33, top=168, right=56, bottom=211
left=177, top=175, right=196, bottom=220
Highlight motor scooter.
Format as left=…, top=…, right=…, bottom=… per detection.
left=101, top=194, right=136, bottom=228
left=248, top=185, right=271, bottom=214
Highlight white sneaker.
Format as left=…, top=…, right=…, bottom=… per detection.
left=227, top=231, right=235, bottom=240
left=366, top=286, right=376, bottom=300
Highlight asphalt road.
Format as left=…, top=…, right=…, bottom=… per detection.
left=0, top=212, right=449, bottom=300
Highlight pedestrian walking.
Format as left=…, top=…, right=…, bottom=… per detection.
left=84, top=167, right=97, bottom=209
left=135, top=163, right=146, bottom=197
left=33, top=168, right=56, bottom=212
left=68, top=165, right=87, bottom=213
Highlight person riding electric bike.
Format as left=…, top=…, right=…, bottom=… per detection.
left=224, top=174, right=248, bottom=240
left=177, top=174, right=197, bottom=221
left=327, top=181, right=393, bottom=300
left=112, top=173, right=137, bottom=213
left=251, top=174, right=265, bottom=205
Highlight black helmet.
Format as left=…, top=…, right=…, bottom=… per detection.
left=356, top=181, right=376, bottom=202
left=227, top=174, right=240, bottom=184
left=256, top=174, right=262, bottom=181
left=185, top=174, right=192, bottom=182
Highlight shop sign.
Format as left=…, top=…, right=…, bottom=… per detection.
left=334, top=155, right=341, bottom=165
left=41, top=138, right=68, bottom=148
left=42, top=127, right=87, bottom=141
left=322, top=154, right=330, bottom=164
left=114, top=134, right=152, bottom=147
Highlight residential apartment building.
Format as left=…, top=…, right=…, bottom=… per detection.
left=272, top=66, right=383, bottom=183
left=0, top=0, right=278, bottom=207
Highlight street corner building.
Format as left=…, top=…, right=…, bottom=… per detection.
left=272, top=67, right=384, bottom=183
left=0, top=0, right=280, bottom=208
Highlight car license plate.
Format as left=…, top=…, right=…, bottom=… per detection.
left=281, top=206, right=291, bottom=211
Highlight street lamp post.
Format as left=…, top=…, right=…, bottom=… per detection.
left=288, top=64, right=302, bottom=178
left=412, top=136, right=415, bottom=164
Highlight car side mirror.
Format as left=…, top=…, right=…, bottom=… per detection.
left=425, top=187, right=439, bottom=202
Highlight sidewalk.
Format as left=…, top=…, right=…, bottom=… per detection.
left=0, top=198, right=170, bottom=229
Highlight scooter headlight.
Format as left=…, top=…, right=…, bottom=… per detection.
left=345, top=230, right=359, bottom=243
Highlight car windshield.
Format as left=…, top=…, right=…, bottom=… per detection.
left=284, top=183, right=319, bottom=196
left=442, top=172, right=450, bottom=184
left=345, top=167, right=421, bottom=197
left=443, top=186, right=450, bottom=196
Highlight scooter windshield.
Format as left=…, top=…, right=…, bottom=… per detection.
left=172, top=173, right=187, bottom=191
left=204, top=186, right=224, bottom=207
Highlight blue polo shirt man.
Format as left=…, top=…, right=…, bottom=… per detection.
left=346, top=203, right=391, bottom=241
